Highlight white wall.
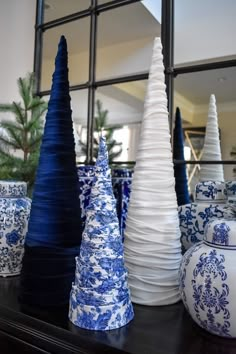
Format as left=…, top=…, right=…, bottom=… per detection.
left=0, top=0, right=36, bottom=104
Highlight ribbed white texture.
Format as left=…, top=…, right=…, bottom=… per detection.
left=200, top=94, right=224, bottom=181
left=124, top=37, right=182, bottom=306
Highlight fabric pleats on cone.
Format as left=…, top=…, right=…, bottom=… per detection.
left=20, top=36, right=83, bottom=307
left=69, top=137, right=134, bottom=330
left=173, top=107, right=190, bottom=206
left=124, top=37, right=182, bottom=306
left=200, top=94, right=224, bottom=182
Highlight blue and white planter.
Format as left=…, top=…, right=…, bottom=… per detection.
left=179, top=181, right=231, bottom=252
left=179, top=218, right=236, bottom=338
left=0, top=181, right=31, bottom=276
left=226, top=181, right=236, bottom=198
left=112, top=169, right=133, bottom=239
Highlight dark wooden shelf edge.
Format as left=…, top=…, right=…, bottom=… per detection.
left=0, top=305, right=129, bottom=354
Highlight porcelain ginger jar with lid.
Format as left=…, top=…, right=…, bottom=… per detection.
left=0, top=181, right=31, bottom=276
left=179, top=181, right=230, bottom=252
left=179, top=217, right=236, bottom=338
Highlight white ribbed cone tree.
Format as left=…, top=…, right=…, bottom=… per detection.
left=200, top=94, right=224, bottom=181
left=124, top=37, right=182, bottom=306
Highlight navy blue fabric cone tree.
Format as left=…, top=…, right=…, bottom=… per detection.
left=20, top=36, right=83, bottom=307
left=173, top=107, right=190, bottom=206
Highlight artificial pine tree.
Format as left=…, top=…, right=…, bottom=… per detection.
left=0, top=73, right=47, bottom=194
left=82, top=99, right=123, bottom=163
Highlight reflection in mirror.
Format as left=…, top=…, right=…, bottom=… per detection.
left=41, top=18, right=90, bottom=92
left=174, top=0, right=236, bottom=66
left=88, top=81, right=148, bottom=163
left=174, top=67, right=236, bottom=195
left=70, top=90, right=88, bottom=164
left=43, top=0, right=91, bottom=23
left=97, top=2, right=161, bottom=80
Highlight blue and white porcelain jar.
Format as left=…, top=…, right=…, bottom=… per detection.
left=179, top=181, right=229, bottom=252
left=226, top=181, right=236, bottom=198
left=0, top=181, right=31, bottom=277
left=179, top=218, right=236, bottom=338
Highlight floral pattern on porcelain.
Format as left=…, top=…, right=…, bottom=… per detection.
left=0, top=181, right=27, bottom=198
left=195, top=181, right=226, bottom=201
left=212, top=223, right=230, bottom=246
left=112, top=169, right=133, bottom=239
left=69, top=294, right=134, bottom=331
left=179, top=202, right=228, bottom=252
left=0, top=182, right=31, bottom=276
left=179, top=218, right=236, bottom=338
left=226, top=181, right=236, bottom=197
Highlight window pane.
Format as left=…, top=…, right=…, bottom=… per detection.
left=174, top=67, right=236, bottom=180
left=70, top=90, right=88, bottom=163
left=174, top=0, right=236, bottom=65
left=95, top=80, right=147, bottom=163
left=43, top=0, right=91, bottom=23
left=96, top=2, right=161, bottom=80
left=41, top=19, right=90, bottom=92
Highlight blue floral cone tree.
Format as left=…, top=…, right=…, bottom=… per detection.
left=173, top=107, right=190, bottom=206
left=20, top=36, right=83, bottom=307
left=69, top=136, right=134, bottom=330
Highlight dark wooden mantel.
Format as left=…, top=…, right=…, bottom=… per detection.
left=0, top=276, right=235, bottom=354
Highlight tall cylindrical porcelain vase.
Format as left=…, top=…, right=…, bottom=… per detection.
left=0, top=181, right=31, bottom=276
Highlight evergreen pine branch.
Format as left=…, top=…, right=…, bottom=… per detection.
left=24, top=115, right=43, bottom=133
left=0, top=104, right=16, bottom=113
left=12, top=102, right=25, bottom=126
left=18, top=75, right=31, bottom=109
left=28, top=98, right=47, bottom=111
left=0, top=135, right=21, bottom=150
left=0, top=119, right=22, bottom=131
left=28, top=135, right=42, bottom=151
left=0, top=121, right=24, bottom=149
